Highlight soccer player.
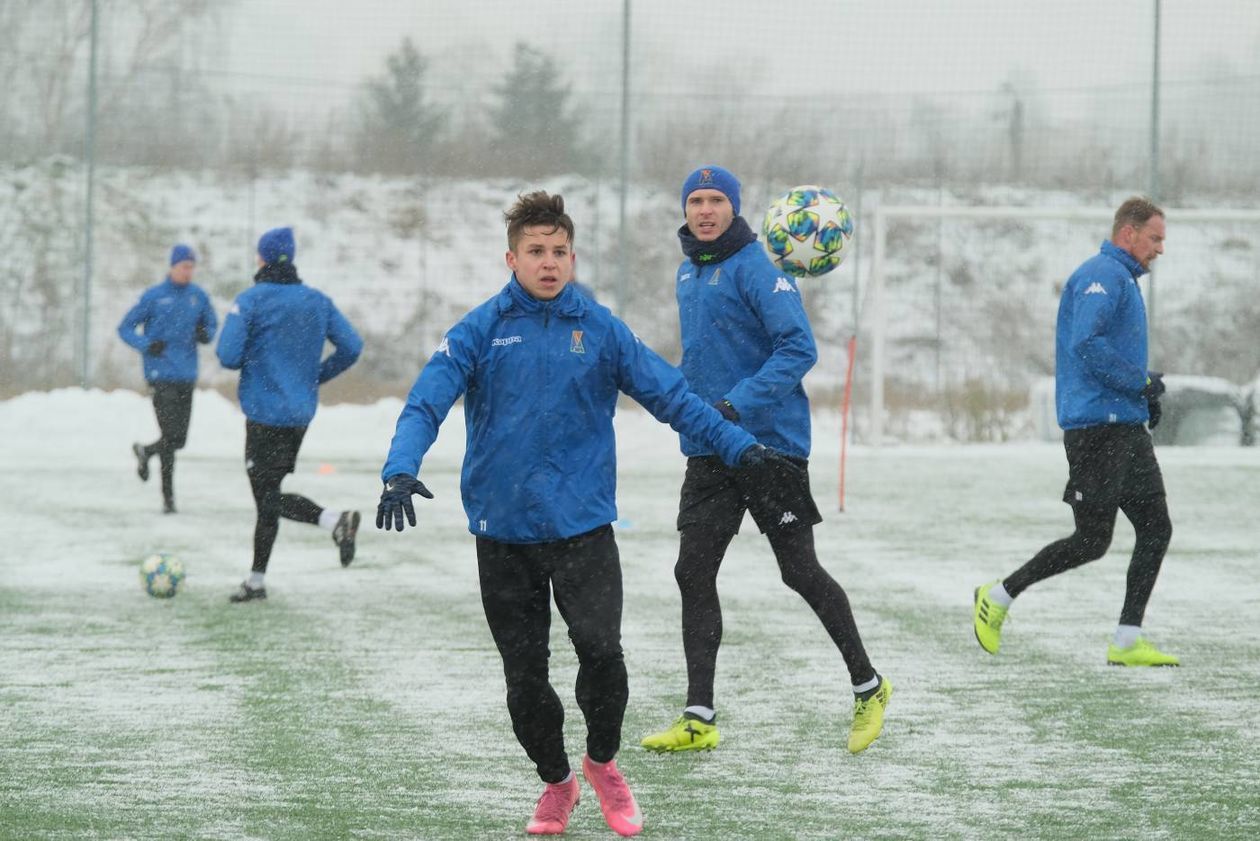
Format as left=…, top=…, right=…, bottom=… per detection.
left=973, top=197, right=1176, bottom=667
left=216, top=227, right=364, bottom=603
left=640, top=165, right=891, bottom=756
left=377, top=191, right=772, bottom=837
left=118, top=243, right=217, bottom=514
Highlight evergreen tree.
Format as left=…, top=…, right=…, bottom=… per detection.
left=487, top=43, right=591, bottom=176
left=357, top=37, right=444, bottom=174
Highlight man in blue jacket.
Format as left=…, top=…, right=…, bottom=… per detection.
left=216, top=227, right=364, bottom=603
left=118, top=243, right=217, bottom=513
left=640, top=166, right=890, bottom=757
left=377, top=192, right=769, bottom=838
left=973, top=197, right=1176, bottom=667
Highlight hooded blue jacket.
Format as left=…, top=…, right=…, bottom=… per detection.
left=382, top=278, right=757, bottom=544
left=676, top=239, right=817, bottom=459
left=117, top=278, right=217, bottom=384
left=216, top=273, right=362, bottom=427
left=1055, top=240, right=1154, bottom=430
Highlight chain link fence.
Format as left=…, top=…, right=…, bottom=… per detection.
left=3, top=0, right=1259, bottom=440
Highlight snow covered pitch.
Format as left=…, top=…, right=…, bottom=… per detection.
left=2, top=389, right=1257, bottom=839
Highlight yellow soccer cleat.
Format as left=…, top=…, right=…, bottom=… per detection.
left=1107, top=638, right=1180, bottom=667
left=848, top=676, right=892, bottom=754
left=973, top=582, right=1009, bottom=654
left=640, top=715, right=720, bottom=752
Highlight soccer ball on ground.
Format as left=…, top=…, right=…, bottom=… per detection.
left=761, top=186, right=855, bottom=277
left=140, top=552, right=185, bottom=598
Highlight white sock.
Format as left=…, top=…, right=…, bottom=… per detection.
left=248, top=572, right=265, bottom=589
left=550, top=771, right=574, bottom=785
left=318, top=509, right=340, bottom=532
left=1114, top=624, right=1142, bottom=648
left=988, top=582, right=1014, bottom=607
left=852, top=675, right=880, bottom=695
left=683, top=705, right=715, bottom=722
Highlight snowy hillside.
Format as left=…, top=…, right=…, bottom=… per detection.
left=5, top=159, right=1260, bottom=441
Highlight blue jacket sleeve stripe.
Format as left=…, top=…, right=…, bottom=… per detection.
left=381, top=321, right=477, bottom=481
left=215, top=301, right=247, bottom=370
left=117, top=294, right=151, bottom=352
left=318, top=303, right=364, bottom=384
left=613, top=319, right=756, bottom=466
left=725, top=269, right=817, bottom=413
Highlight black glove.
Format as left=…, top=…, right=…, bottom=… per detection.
left=734, top=445, right=810, bottom=527
left=1141, top=371, right=1165, bottom=401
left=195, top=324, right=212, bottom=344
left=145, top=339, right=166, bottom=357
left=739, top=444, right=795, bottom=469
left=740, top=444, right=768, bottom=467
left=1147, top=398, right=1162, bottom=430
left=376, top=473, right=434, bottom=532
left=715, top=399, right=740, bottom=422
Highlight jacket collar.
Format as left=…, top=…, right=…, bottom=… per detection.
left=677, top=215, right=758, bottom=267
left=1101, top=240, right=1148, bottom=279
left=254, top=261, right=302, bottom=285
left=496, top=275, right=587, bottom=318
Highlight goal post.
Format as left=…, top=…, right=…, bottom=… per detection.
left=865, top=204, right=1260, bottom=445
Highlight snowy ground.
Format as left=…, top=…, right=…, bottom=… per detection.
left=2, top=389, right=1259, bottom=839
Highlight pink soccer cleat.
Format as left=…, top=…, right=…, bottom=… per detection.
left=581, top=755, right=643, bottom=837
left=526, top=774, right=580, bottom=835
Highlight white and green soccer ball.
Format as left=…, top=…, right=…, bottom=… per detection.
left=139, top=552, right=185, bottom=598
left=761, top=185, right=855, bottom=278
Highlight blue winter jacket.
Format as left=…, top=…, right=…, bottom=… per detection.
left=216, top=276, right=363, bottom=427
left=117, top=278, right=217, bottom=384
left=381, top=278, right=758, bottom=544
left=676, top=239, right=818, bottom=459
left=1055, top=240, right=1153, bottom=430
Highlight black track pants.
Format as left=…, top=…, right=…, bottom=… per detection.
left=675, top=521, right=876, bottom=709
left=477, top=525, right=626, bottom=783
left=1003, top=495, right=1172, bottom=626
left=244, top=422, right=322, bottom=574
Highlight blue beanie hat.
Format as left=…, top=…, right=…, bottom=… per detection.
left=257, top=227, right=296, bottom=265
left=169, top=243, right=196, bottom=265
left=681, top=165, right=741, bottom=215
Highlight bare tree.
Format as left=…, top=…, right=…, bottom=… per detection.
left=0, top=0, right=222, bottom=162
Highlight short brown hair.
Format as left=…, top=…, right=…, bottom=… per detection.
left=1112, top=196, right=1165, bottom=239
left=504, top=191, right=574, bottom=251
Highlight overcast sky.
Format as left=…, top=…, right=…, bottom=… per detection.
left=214, top=0, right=1260, bottom=107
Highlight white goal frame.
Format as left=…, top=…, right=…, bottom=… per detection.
left=866, top=204, right=1260, bottom=445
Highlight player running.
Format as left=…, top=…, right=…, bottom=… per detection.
left=973, top=197, right=1176, bottom=667
left=117, top=243, right=217, bottom=514
left=216, top=227, right=364, bottom=603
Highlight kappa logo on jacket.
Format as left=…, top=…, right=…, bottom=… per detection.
left=779, top=511, right=798, bottom=525
left=435, top=336, right=450, bottom=357
left=773, top=277, right=797, bottom=294
left=1083, top=281, right=1108, bottom=295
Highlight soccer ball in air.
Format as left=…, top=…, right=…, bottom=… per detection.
left=761, top=186, right=855, bottom=277
left=139, top=552, right=185, bottom=598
